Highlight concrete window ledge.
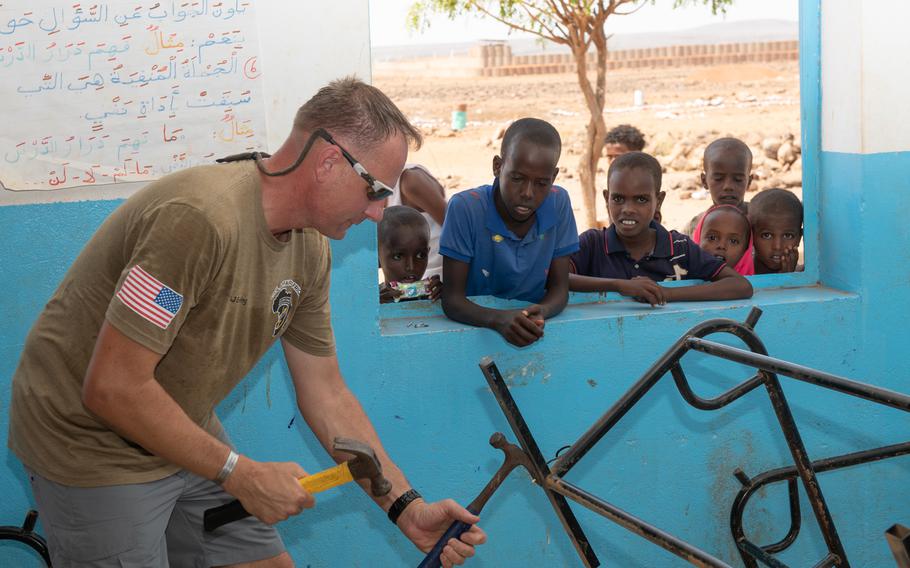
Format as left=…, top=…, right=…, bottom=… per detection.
left=379, top=283, right=859, bottom=337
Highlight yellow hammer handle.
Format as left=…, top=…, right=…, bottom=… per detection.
left=298, top=462, right=354, bottom=494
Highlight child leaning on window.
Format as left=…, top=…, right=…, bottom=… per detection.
left=378, top=206, right=442, bottom=304
left=569, top=152, right=753, bottom=306
left=439, top=118, right=578, bottom=347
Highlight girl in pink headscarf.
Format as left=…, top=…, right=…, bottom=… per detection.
left=692, top=204, right=755, bottom=276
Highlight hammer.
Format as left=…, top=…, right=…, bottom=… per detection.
left=203, top=437, right=391, bottom=532
left=417, top=432, right=533, bottom=568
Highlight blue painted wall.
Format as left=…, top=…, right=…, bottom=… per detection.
left=3, top=4, right=909, bottom=568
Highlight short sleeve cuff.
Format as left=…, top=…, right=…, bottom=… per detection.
left=554, top=242, right=581, bottom=258
left=439, top=247, right=473, bottom=264
left=104, top=311, right=172, bottom=355
left=281, top=329, right=336, bottom=357
left=709, top=262, right=727, bottom=279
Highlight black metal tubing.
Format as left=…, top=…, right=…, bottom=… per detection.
left=480, top=358, right=601, bottom=568
left=549, top=477, right=732, bottom=568
left=730, top=441, right=910, bottom=567
left=885, top=524, right=910, bottom=568
left=685, top=338, right=910, bottom=412
left=0, top=509, right=52, bottom=567
left=481, top=307, right=910, bottom=567
left=752, top=478, right=800, bottom=554
left=551, top=311, right=773, bottom=477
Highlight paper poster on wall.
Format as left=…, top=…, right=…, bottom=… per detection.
left=0, top=0, right=267, bottom=190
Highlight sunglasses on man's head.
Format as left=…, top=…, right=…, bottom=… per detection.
left=312, top=128, right=394, bottom=202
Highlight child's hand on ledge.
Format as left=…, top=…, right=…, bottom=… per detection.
left=427, top=275, right=442, bottom=302
left=618, top=277, right=668, bottom=307
left=494, top=305, right=545, bottom=347
left=379, top=283, right=402, bottom=304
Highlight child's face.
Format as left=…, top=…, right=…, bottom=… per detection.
left=701, top=151, right=752, bottom=207
left=378, top=227, right=430, bottom=284
left=605, top=142, right=632, bottom=164
left=751, top=214, right=802, bottom=272
left=699, top=208, right=750, bottom=267
left=492, top=140, right=559, bottom=224
left=604, top=167, right=665, bottom=240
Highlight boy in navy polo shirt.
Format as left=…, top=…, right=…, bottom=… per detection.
left=440, top=118, right=578, bottom=347
left=569, top=152, right=752, bottom=306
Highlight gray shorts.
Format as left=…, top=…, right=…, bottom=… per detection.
left=27, top=466, right=286, bottom=568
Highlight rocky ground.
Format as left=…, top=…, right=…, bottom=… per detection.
left=374, top=59, right=801, bottom=233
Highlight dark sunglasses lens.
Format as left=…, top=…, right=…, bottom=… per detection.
left=369, top=187, right=393, bottom=201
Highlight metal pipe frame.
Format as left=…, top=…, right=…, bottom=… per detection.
left=481, top=307, right=910, bottom=567
left=885, top=524, right=910, bottom=568
left=0, top=509, right=51, bottom=566
left=730, top=442, right=910, bottom=567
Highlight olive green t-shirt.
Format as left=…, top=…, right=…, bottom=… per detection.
left=8, top=161, right=335, bottom=487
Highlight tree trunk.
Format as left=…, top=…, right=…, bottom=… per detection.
left=572, top=40, right=608, bottom=229
left=577, top=127, right=598, bottom=228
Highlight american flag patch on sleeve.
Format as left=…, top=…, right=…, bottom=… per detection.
left=115, top=265, right=184, bottom=329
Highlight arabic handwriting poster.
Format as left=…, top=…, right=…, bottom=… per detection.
left=0, top=0, right=266, bottom=190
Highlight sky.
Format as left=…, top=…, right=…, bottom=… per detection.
left=369, top=0, right=798, bottom=46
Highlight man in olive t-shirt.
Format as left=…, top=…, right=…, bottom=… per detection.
left=8, top=78, right=486, bottom=568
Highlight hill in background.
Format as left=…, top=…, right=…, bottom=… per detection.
left=372, top=19, right=798, bottom=61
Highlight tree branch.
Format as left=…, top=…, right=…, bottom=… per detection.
left=466, top=2, right=566, bottom=44
left=518, top=3, right=567, bottom=42
left=613, top=0, right=647, bottom=16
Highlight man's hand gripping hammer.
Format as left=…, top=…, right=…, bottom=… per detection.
left=417, top=432, right=532, bottom=568
left=204, top=437, right=391, bottom=532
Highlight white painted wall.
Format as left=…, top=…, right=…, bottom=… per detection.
left=821, top=0, right=910, bottom=154
left=0, top=0, right=372, bottom=204
left=256, top=1, right=372, bottom=151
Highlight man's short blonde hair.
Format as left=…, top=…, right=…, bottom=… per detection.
left=294, top=76, right=422, bottom=151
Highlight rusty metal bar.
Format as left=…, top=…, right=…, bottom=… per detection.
left=548, top=477, right=732, bottom=568
left=0, top=509, right=51, bottom=566
left=758, top=370, right=849, bottom=565
left=549, top=331, right=691, bottom=477
left=685, top=338, right=910, bottom=412
left=886, top=524, right=910, bottom=568
left=480, top=358, right=601, bottom=568
left=731, top=442, right=910, bottom=565
left=479, top=306, right=910, bottom=566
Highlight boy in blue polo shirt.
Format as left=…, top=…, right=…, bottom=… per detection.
left=440, top=118, right=578, bottom=347
left=569, top=152, right=752, bottom=306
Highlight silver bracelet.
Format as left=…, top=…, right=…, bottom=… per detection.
left=214, top=450, right=239, bottom=485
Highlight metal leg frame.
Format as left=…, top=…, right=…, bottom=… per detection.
left=886, top=524, right=910, bottom=568
left=0, top=509, right=51, bottom=567
left=480, top=307, right=910, bottom=567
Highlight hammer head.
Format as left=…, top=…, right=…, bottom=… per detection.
left=333, top=437, right=392, bottom=497
left=489, top=432, right=534, bottom=475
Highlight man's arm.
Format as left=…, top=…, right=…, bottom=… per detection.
left=282, top=341, right=485, bottom=565
left=665, top=266, right=753, bottom=302
left=440, top=256, right=543, bottom=347
left=82, top=321, right=312, bottom=524
left=399, top=167, right=447, bottom=226
left=281, top=342, right=408, bottom=510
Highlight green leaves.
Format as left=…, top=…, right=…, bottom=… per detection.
left=406, top=1, right=735, bottom=35
left=668, top=0, right=734, bottom=15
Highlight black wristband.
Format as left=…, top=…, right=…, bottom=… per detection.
left=387, top=489, right=422, bottom=525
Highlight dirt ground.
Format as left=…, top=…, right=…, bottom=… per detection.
left=374, top=60, right=801, bottom=234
